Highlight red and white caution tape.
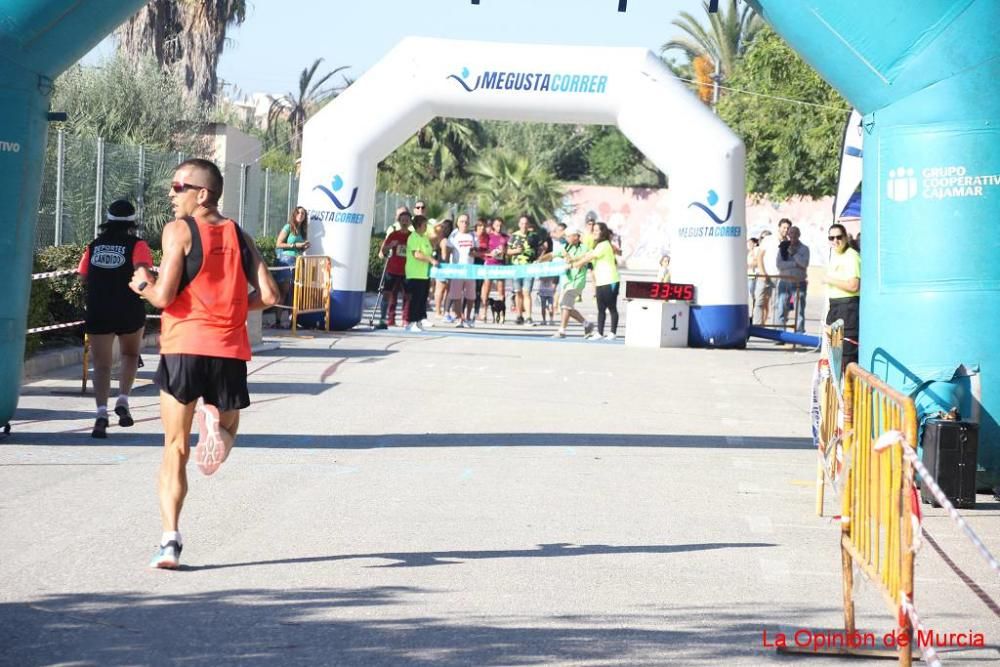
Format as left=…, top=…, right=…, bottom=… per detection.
left=26, top=320, right=84, bottom=335
left=31, top=269, right=78, bottom=280
left=876, top=430, right=1000, bottom=573
left=899, top=594, right=942, bottom=667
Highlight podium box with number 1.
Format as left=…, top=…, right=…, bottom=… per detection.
left=624, top=281, right=693, bottom=348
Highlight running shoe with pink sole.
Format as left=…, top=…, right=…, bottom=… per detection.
left=194, top=402, right=228, bottom=476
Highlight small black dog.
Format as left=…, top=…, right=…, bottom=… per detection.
left=488, top=297, right=506, bottom=324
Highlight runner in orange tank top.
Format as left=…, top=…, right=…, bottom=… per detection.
left=129, top=158, right=280, bottom=570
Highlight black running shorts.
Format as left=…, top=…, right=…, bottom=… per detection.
left=85, top=323, right=144, bottom=337
left=154, top=354, right=250, bottom=412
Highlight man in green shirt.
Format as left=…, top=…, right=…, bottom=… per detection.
left=539, top=227, right=594, bottom=338
left=507, top=214, right=539, bottom=325
left=404, top=215, right=439, bottom=332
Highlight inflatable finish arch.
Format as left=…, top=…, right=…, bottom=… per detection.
left=751, top=0, right=1000, bottom=485
left=298, top=37, right=748, bottom=346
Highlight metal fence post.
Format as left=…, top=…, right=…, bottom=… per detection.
left=54, top=129, right=64, bottom=246
left=383, top=192, right=391, bottom=234
left=238, top=163, right=247, bottom=226
left=286, top=172, right=293, bottom=221
left=263, top=168, right=270, bottom=237
left=94, top=137, right=105, bottom=236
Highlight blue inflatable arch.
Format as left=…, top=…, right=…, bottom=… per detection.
left=0, top=0, right=997, bottom=486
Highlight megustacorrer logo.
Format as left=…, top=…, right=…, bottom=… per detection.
left=687, top=189, right=733, bottom=224
left=447, top=66, right=609, bottom=94
left=886, top=167, right=918, bottom=202
left=313, top=175, right=358, bottom=210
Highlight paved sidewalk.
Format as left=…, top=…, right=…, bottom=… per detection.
left=1, top=324, right=997, bottom=665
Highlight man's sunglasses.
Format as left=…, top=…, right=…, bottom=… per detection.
left=828, top=234, right=845, bottom=241
left=413, top=204, right=426, bottom=209
left=171, top=181, right=215, bottom=194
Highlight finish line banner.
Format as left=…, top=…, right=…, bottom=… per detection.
left=430, top=260, right=567, bottom=280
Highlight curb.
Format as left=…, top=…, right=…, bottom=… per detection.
left=22, top=333, right=161, bottom=381
left=23, top=335, right=281, bottom=382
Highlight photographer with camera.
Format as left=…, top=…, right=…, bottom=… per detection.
left=775, top=224, right=810, bottom=333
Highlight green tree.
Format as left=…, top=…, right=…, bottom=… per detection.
left=587, top=129, right=636, bottom=186
left=584, top=127, right=666, bottom=188
left=717, top=27, right=849, bottom=198
left=267, top=58, right=351, bottom=156
left=52, top=55, right=201, bottom=149
left=469, top=149, right=565, bottom=223
left=481, top=122, right=591, bottom=180
left=115, top=0, right=248, bottom=105
left=661, top=0, right=762, bottom=84
left=415, top=117, right=486, bottom=179
left=49, top=56, right=206, bottom=245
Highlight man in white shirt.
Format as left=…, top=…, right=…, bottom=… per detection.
left=446, top=214, right=478, bottom=327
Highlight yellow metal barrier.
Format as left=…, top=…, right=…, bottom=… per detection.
left=840, top=363, right=918, bottom=665
left=291, top=255, right=332, bottom=334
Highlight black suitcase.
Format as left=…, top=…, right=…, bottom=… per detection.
left=920, top=419, right=978, bottom=509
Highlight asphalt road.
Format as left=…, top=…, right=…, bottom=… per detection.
left=2, top=318, right=997, bottom=665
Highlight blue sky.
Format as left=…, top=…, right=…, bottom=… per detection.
left=87, top=0, right=706, bottom=96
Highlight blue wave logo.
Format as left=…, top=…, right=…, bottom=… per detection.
left=447, top=67, right=478, bottom=92
left=312, top=175, right=358, bottom=210
left=687, top=189, right=733, bottom=224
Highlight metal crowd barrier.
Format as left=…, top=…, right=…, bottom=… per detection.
left=840, top=364, right=918, bottom=665
left=747, top=272, right=808, bottom=341
left=815, top=321, right=845, bottom=516
left=290, top=255, right=331, bottom=334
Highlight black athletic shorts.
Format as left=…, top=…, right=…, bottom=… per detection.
left=154, top=354, right=250, bottom=412
left=85, top=322, right=145, bottom=336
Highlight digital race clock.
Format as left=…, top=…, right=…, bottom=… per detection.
left=625, top=281, right=696, bottom=302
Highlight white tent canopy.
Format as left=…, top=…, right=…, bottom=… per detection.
left=298, top=37, right=748, bottom=346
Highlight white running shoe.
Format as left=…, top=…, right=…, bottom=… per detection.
left=585, top=332, right=603, bottom=341
left=552, top=330, right=567, bottom=338
left=194, top=402, right=228, bottom=476
left=455, top=320, right=465, bottom=328
left=605, top=332, right=617, bottom=340
left=465, top=319, right=475, bottom=328
left=149, top=540, right=182, bottom=569
left=421, top=319, right=435, bottom=328
left=407, top=322, right=424, bottom=333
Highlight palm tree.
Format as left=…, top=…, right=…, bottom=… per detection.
left=415, top=118, right=486, bottom=179
left=470, top=150, right=564, bottom=224
left=115, top=0, right=247, bottom=105
left=661, top=0, right=762, bottom=83
left=267, top=59, right=351, bottom=156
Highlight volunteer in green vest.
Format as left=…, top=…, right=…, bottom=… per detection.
left=404, top=215, right=439, bottom=333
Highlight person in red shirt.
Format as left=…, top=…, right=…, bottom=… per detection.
left=129, top=158, right=279, bottom=569
left=376, top=207, right=411, bottom=328
left=77, top=199, right=153, bottom=438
